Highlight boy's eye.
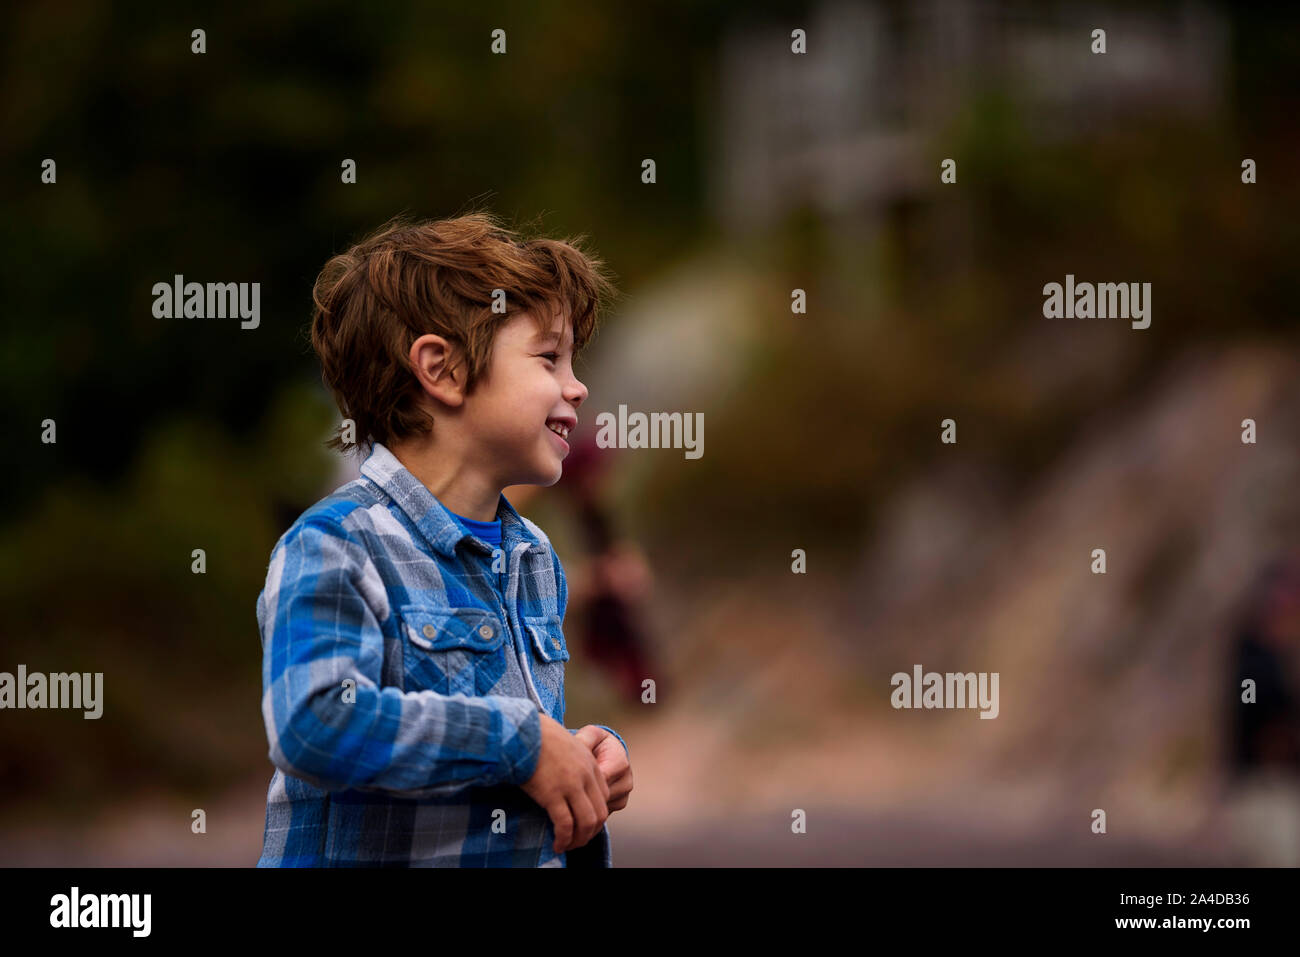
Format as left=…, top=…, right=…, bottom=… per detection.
left=540, top=352, right=559, bottom=363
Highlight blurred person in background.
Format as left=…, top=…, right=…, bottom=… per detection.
left=509, top=432, right=656, bottom=703
left=1224, top=552, right=1300, bottom=865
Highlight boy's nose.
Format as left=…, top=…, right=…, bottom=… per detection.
left=567, top=375, right=588, bottom=407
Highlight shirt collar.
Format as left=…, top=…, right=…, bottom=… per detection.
left=359, top=440, right=542, bottom=559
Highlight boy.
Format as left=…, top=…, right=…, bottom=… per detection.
left=256, top=212, right=632, bottom=866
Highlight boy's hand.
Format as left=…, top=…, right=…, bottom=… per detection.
left=521, top=713, right=610, bottom=854
left=577, top=725, right=633, bottom=812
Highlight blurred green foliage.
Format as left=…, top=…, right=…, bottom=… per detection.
left=636, top=91, right=1299, bottom=575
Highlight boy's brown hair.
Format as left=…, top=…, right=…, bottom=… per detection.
left=310, top=210, right=619, bottom=455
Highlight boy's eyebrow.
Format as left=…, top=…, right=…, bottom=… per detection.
left=532, top=329, right=564, bottom=345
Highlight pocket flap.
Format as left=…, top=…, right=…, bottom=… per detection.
left=400, top=605, right=505, bottom=653
left=523, top=613, right=570, bottom=663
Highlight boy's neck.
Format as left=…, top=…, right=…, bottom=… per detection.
left=386, top=436, right=502, bottom=522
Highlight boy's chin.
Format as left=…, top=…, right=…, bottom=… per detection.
left=514, top=464, right=563, bottom=488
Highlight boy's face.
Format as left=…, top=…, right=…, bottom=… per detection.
left=463, top=306, right=587, bottom=489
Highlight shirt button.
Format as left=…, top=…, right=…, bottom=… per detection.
left=478, top=624, right=495, bottom=640
left=422, top=625, right=437, bottom=639
left=551, top=637, right=561, bottom=650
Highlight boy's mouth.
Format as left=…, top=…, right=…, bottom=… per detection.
left=545, top=418, right=574, bottom=440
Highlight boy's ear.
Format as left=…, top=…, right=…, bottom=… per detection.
left=409, top=334, right=467, bottom=408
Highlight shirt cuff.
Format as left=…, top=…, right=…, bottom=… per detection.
left=496, top=696, right=543, bottom=786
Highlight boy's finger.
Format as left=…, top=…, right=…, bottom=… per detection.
left=548, top=800, right=574, bottom=854
left=572, top=725, right=603, bottom=748
left=590, top=766, right=611, bottom=808
left=566, top=792, right=600, bottom=851
left=586, top=772, right=610, bottom=823
left=595, top=749, right=627, bottom=781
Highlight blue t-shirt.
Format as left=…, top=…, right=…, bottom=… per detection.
left=449, top=510, right=503, bottom=548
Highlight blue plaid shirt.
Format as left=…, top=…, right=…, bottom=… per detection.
left=256, top=440, right=627, bottom=866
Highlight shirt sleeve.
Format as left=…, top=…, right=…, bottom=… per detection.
left=258, top=517, right=542, bottom=797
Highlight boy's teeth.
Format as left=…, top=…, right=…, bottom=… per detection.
left=547, top=423, right=568, bottom=438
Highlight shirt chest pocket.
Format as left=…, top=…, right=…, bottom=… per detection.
left=521, top=613, right=570, bottom=720
left=398, top=605, right=509, bottom=697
